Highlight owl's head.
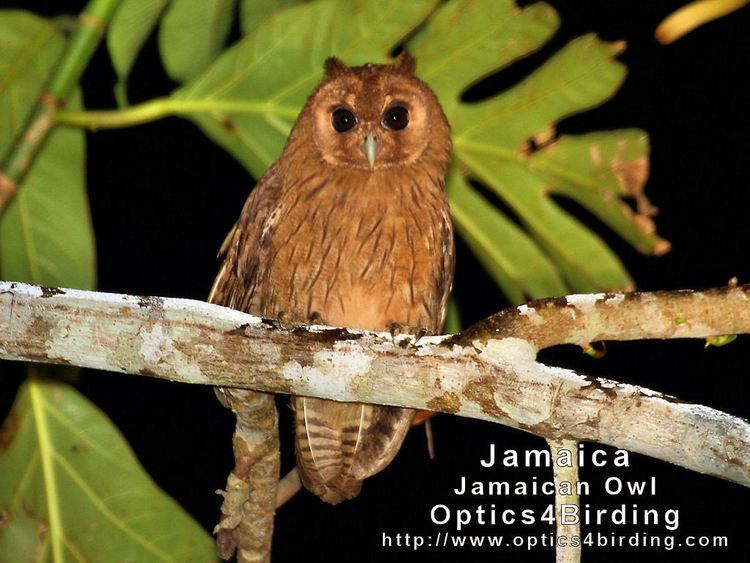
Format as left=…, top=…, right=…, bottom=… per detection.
left=296, top=53, right=450, bottom=171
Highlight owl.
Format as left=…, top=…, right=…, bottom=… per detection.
left=209, top=52, right=454, bottom=505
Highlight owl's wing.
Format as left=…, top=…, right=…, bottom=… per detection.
left=437, top=199, right=456, bottom=330
left=208, top=161, right=282, bottom=310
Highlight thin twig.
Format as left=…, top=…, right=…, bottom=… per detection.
left=276, top=468, right=302, bottom=508
left=53, top=98, right=299, bottom=130
left=548, top=439, right=581, bottom=563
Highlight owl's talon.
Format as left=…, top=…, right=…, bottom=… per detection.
left=388, top=322, right=404, bottom=338
left=274, top=311, right=295, bottom=330
left=413, top=327, right=429, bottom=345
left=388, top=322, right=429, bottom=344
left=308, top=311, right=325, bottom=325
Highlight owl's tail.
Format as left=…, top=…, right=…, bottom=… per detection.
left=293, top=396, right=414, bottom=505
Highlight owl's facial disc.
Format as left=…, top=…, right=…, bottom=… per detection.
left=307, top=62, right=446, bottom=171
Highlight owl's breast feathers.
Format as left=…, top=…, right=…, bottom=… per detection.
left=256, top=165, right=453, bottom=331
left=210, top=157, right=454, bottom=504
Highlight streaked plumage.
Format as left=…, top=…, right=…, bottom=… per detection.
left=210, top=53, right=454, bottom=504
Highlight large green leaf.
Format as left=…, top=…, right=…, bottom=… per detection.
left=0, top=375, right=216, bottom=562
left=0, top=11, right=61, bottom=155
left=443, top=296, right=462, bottom=335
left=408, top=0, right=559, bottom=109
left=410, top=1, right=668, bottom=293
left=0, top=10, right=95, bottom=290
left=239, top=0, right=307, bottom=35
left=170, top=0, right=667, bottom=299
left=0, top=89, right=95, bottom=289
left=0, top=11, right=215, bottom=559
left=447, top=169, right=566, bottom=303
left=108, top=0, right=171, bottom=105
left=174, top=0, right=440, bottom=177
left=159, top=0, right=236, bottom=83
left=528, top=129, right=665, bottom=254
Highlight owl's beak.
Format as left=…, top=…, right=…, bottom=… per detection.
left=363, top=131, right=379, bottom=166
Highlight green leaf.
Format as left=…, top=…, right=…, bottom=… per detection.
left=409, top=2, right=666, bottom=293
left=174, top=0, right=440, bottom=177
left=705, top=334, right=737, bottom=348
left=159, top=0, right=237, bottom=83
left=0, top=10, right=95, bottom=290
left=240, top=0, right=307, bottom=35
left=458, top=155, right=634, bottom=292
left=442, top=32, right=645, bottom=291
left=447, top=169, right=566, bottom=303
left=443, top=296, right=462, bottom=334
left=0, top=375, right=216, bottom=562
left=0, top=11, right=215, bottom=558
left=0, top=11, right=63, bottom=159
left=408, top=0, right=559, bottom=108
left=108, top=0, right=170, bottom=105
left=528, top=129, right=668, bottom=255
left=167, top=0, right=665, bottom=300
left=0, top=90, right=95, bottom=289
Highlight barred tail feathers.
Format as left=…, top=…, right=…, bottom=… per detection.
left=293, top=397, right=414, bottom=504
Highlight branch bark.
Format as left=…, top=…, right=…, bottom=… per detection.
left=1, top=281, right=749, bottom=489
left=213, top=388, right=278, bottom=563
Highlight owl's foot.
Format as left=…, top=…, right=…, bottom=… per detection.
left=308, top=311, right=325, bottom=325
left=388, top=322, right=428, bottom=344
left=270, top=310, right=298, bottom=330
left=271, top=311, right=326, bottom=330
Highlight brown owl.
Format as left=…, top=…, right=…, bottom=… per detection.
left=209, top=52, right=454, bottom=505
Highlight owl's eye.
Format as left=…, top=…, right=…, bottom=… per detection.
left=382, top=105, right=409, bottom=130
left=331, top=107, right=357, bottom=132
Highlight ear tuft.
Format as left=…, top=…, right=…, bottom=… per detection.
left=392, top=51, right=416, bottom=75
left=324, top=57, right=350, bottom=78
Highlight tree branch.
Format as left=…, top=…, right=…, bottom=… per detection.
left=548, top=438, right=581, bottom=563
left=1, top=281, right=749, bottom=488
left=213, top=388, right=278, bottom=563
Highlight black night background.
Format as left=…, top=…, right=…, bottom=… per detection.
left=1, top=1, right=749, bottom=561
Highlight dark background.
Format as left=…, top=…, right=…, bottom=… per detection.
left=2, top=1, right=750, bottom=561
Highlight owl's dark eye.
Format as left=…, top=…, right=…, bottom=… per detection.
left=331, top=107, right=357, bottom=132
left=382, top=105, right=409, bottom=130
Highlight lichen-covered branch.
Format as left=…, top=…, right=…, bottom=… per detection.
left=455, top=283, right=750, bottom=350
left=1, top=281, right=749, bottom=488
left=214, top=388, right=278, bottom=563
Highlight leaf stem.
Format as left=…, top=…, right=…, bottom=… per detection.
left=53, top=97, right=299, bottom=130
left=656, top=0, right=749, bottom=44
left=0, top=0, right=120, bottom=217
